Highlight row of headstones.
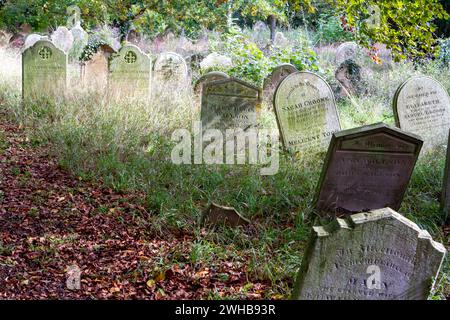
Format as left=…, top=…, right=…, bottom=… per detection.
left=199, top=71, right=448, bottom=300
left=22, top=39, right=189, bottom=101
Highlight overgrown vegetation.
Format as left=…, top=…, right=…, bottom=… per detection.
left=0, top=20, right=448, bottom=296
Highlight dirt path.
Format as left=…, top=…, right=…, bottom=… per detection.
left=0, top=116, right=269, bottom=299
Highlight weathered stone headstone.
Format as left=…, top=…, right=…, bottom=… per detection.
left=441, top=130, right=450, bottom=222
left=253, top=21, right=268, bottom=33
left=70, top=22, right=88, bottom=43
left=9, top=33, right=25, bottom=49
left=22, top=39, right=67, bottom=100
left=201, top=77, right=261, bottom=134
left=263, top=64, right=297, bottom=107
left=51, top=26, right=74, bottom=53
left=274, top=32, right=289, bottom=48
left=292, top=207, right=446, bottom=300
left=273, top=71, right=341, bottom=154
left=81, top=44, right=115, bottom=91
left=153, top=51, right=188, bottom=84
left=0, top=30, right=10, bottom=47
left=393, top=75, right=450, bottom=151
left=108, top=44, right=151, bottom=100
left=23, top=34, right=44, bottom=50
left=194, top=71, right=229, bottom=95
left=199, top=52, right=232, bottom=71
left=315, top=123, right=423, bottom=216
left=335, top=59, right=366, bottom=96
left=335, top=42, right=358, bottom=65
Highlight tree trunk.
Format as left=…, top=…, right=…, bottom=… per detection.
left=267, top=15, right=276, bottom=44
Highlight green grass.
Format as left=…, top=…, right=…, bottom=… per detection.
left=0, top=39, right=449, bottom=299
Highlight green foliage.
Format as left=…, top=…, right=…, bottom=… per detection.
left=79, top=37, right=109, bottom=62
left=332, top=0, right=449, bottom=61
left=438, top=38, right=450, bottom=67
left=313, top=13, right=354, bottom=44
left=209, top=27, right=318, bottom=87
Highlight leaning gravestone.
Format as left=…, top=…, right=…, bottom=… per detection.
left=273, top=71, right=341, bottom=154
left=315, top=123, right=423, bottom=216
left=108, top=44, right=151, bottom=100
left=263, top=64, right=297, bottom=107
left=153, top=51, right=188, bottom=84
left=194, top=71, right=229, bottom=95
left=201, top=77, right=261, bottom=146
left=335, top=59, right=366, bottom=96
left=22, top=39, right=67, bottom=100
left=441, top=130, right=450, bottom=221
left=393, top=75, right=450, bottom=151
left=335, top=42, right=358, bottom=66
left=292, top=207, right=446, bottom=300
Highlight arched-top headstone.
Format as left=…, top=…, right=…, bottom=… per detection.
left=315, top=123, right=423, bottom=217
left=153, top=51, right=188, bottom=84
left=393, top=75, right=450, bottom=151
left=22, top=39, right=67, bottom=100
left=201, top=77, right=261, bottom=132
left=194, top=71, right=229, bottom=95
left=108, top=44, right=151, bottom=100
left=23, top=34, right=44, bottom=50
left=273, top=71, right=341, bottom=154
left=335, top=42, right=358, bottom=65
left=293, top=207, right=446, bottom=300
left=51, top=26, right=74, bottom=53
left=263, top=64, right=298, bottom=106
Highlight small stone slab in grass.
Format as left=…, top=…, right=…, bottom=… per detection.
left=201, top=203, right=250, bottom=228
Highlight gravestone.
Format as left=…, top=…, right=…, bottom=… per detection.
left=9, top=33, right=25, bottom=49
left=335, top=59, right=366, bottom=96
left=194, top=71, right=229, bottom=95
left=81, top=44, right=115, bottom=91
left=200, top=52, right=232, bottom=71
left=273, top=71, right=341, bottom=154
left=22, top=39, right=67, bottom=100
left=292, top=207, right=446, bottom=300
left=51, top=26, right=74, bottom=53
left=393, top=75, right=450, bottom=151
left=315, top=123, right=423, bottom=217
left=441, top=130, right=450, bottom=222
left=263, top=64, right=297, bottom=107
left=335, top=42, right=358, bottom=65
left=153, top=51, right=188, bottom=84
left=201, top=77, right=261, bottom=145
left=70, top=22, right=88, bottom=43
left=108, top=44, right=151, bottom=100
left=253, top=21, right=268, bottom=33
left=274, top=32, right=289, bottom=48
left=0, top=31, right=10, bottom=47
left=24, top=34, right=44, bottom=50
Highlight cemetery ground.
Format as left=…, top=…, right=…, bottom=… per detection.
left=0, top=44, right=449, bottom=299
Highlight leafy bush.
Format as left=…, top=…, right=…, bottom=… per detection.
left=313, top=14, right=354, bottom=44
left=208, top=26, right=318, bottom=87
left=438, top=38, right=450, bottom=67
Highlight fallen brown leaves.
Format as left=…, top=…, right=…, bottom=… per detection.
left=0, top=117, right=270, bottom=300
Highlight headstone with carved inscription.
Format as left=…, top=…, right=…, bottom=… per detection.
left=273, top=71, right=341, bottom=154
left=201, top=77, right=261, bottom=150
left=292, top=207, right=446, bottom=300
left=393, top=75, right=450, bottom=151
left=153, top=52, right=188, bottom=84
left=263, top=64, right=297, bottom=107
left=108, top=44, right=151, bottom=100
left=22, top=39, right=67, bottom=100
left=315, top=123, right=423, bottom=217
